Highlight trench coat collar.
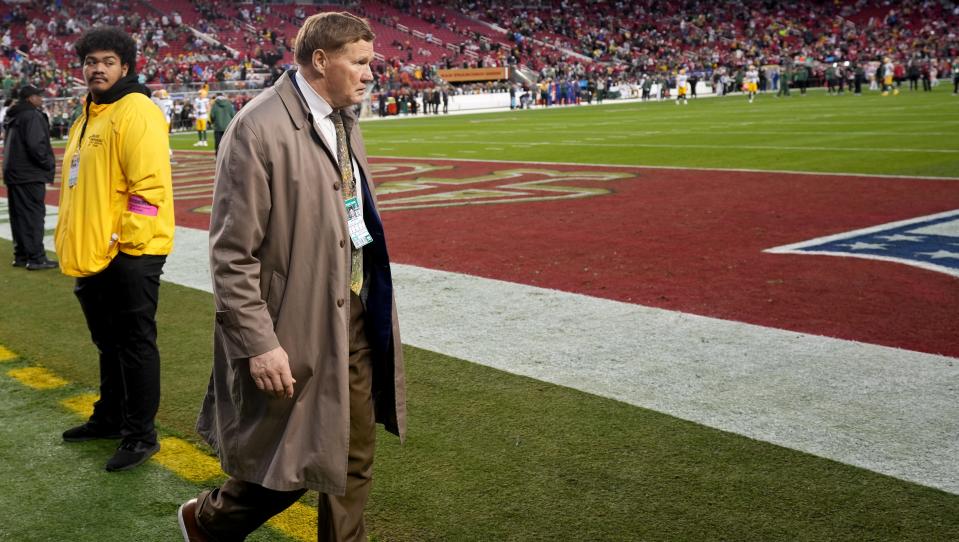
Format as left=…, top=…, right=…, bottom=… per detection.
left=274, top=70, right=311, bottom=130
left=278, top=69, right=361, bottom=163
left=294, top=69, right=333, bottom=123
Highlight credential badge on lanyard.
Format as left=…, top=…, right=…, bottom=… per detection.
left=345, top=197, right=373, bottom=249
left=68, top=152, right=79, bottom=188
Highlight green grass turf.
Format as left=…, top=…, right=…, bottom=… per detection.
left=14, top=85, right=959, bottom=540
left=0, top=358, right=292, bottom=542
left=1, top=238, right=957, bottom=541
left=108, top=86, right=959, bottom=178
left=358, top=86, right=959, bottom=178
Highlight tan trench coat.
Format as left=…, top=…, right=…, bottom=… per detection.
left=196, top=71, right=406, bottom=495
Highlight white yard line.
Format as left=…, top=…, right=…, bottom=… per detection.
left=427, top=141, right=959, bottom=154
left=393, top=264, right=959, bottom=496
left=409, top=128, right=959, bottom=137
left=371, top=155, right=959, bottom=181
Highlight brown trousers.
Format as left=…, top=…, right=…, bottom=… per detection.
left=195, top=293, right=376, bottom=541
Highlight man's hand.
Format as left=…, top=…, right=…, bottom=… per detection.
left=249, top=346, right=296, bottom=398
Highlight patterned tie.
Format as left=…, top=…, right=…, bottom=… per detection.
left=331, top=111, right=363, bottom=295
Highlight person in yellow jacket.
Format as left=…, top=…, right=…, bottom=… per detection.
left=54, top=27, right=174, bottom=472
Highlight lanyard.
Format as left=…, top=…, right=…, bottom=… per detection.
left=76, top=97, right=92, bottom=150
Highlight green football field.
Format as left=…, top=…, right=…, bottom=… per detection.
left=363, top=87, right=959, bottom=177
left=163, top=86, right=959, bottom=178
left=3, top=87, right=958, bottom=541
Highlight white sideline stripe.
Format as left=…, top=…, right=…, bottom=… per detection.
left=2, top=204, right=957, bottom=495
left=158, top=225, right=959, bottom=495
left=371, top=155, right=959, bottom=181
left=396, top=266, right=959, bottom=496
left=375, top=127, right=959, bottom=137
left=385, top=140, right=959, bottom=154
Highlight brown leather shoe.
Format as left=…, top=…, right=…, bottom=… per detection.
left=177, top=498, right=210, bottom=541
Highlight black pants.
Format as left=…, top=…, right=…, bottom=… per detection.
left=6, top=181, right=47, bottom=264
left=214, top=131, right=224, bottom=157
left=75, top=253, right=166, bottom=445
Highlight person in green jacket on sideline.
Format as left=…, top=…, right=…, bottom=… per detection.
left=209, top=93, right=236, bottom=156
left=795, top=64, right=809, bottom=94
left=778, top=65, right=791, bottom=96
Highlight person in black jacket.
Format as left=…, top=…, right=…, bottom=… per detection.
left=3, top=85, right=57, bottom=270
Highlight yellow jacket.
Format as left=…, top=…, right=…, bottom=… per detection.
left=55, top=93, right=174, bottom=277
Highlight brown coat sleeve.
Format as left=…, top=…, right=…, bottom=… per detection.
left=209, top=117, right=279, bottom=359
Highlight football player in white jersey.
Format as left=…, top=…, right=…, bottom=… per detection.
left=152, top=88, right=175, bottom=161
left=193, top=87, right=210, bottom=146
left=675, top=68, right=689, bottom=105
left=744, top=64, right=759, bottom=103
left=153, top=89, right=174, bottom=131
left=881, top=57, right=899, bottom=96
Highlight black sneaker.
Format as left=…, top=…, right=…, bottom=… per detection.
left=26, top=259, right=58, bottom=271
left=12, top=259, right=27, bottom=268
left=62, top=423, right=123, bottom=442
left=105, top=440, right=160, bottom=472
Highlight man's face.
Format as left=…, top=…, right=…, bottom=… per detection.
left=83, top=50, right=128, bottom=97
left=27, top=94, right=42, bottom=108
left=319, top=40, right=374, bottom=109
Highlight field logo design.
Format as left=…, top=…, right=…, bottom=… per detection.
left=169, top=151, right=222, bottom=202
left=766, top=209, right=959, bottom=277
left=373, top=162, right=633, bottom=210
left=184, top=160, right=635, bottom=214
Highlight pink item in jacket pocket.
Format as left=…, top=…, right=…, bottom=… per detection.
left=128, top=195, right=158, bottom=216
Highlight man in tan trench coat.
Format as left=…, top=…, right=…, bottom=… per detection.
left=178, top=12, right=406, bottom=542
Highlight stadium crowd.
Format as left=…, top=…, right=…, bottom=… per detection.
left=0, top=0, right=956, bottom=114
left=448, top=0, right=958, bottom=91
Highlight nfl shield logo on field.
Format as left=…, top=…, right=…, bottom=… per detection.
left=765, top=209, right=959, bottom=277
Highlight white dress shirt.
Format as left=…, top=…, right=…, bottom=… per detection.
left=295, top=70, right=363, bottom=209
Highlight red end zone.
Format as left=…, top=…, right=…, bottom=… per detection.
left=17, top=153, right=959, bottom=358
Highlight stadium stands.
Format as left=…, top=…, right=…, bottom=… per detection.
left=448, top=0, right=958, bottom=79
left=0, top=0, right=956, bottom=111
